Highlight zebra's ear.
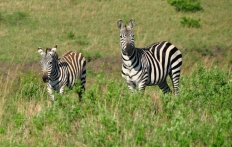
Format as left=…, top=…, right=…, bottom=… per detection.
left=38, top=47, right=44, bottom=56
left=117, top=19, right=123, bottom=29
left=128, top=19, right=135, bottom=28
left=51, top=45, right=57, bottom=52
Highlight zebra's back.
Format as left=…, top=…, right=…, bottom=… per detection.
left=60, top=51, right=86, bottom=88
left=142, top=41, right=182, bottom=84
left=141, top=41, right=182, bottom=93
left=148, top=41, right=182, bottom=68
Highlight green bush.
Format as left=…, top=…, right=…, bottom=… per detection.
left=0, top=126, right=6, bottom=134
left=167, top=0, right=203, bottom=12
left=159, top=66, right=232, bottom=146
left=180, top=16, right=201, bottom=28
left=67, top=31, right=75, bottom=39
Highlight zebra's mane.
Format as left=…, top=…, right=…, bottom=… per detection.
left=45, top=48, right=52, bottom=54
left=45, top=48, right=59, bottom=59
left=122, top=25, right=131, bottom=31
left=143, top=42, right=160, bottom=50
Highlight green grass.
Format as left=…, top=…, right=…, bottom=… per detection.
left=0, top=0, right=231, bottom=62
left=0, top=0, right=232, bottom=146
left=0, top=66, right=231, bottom=146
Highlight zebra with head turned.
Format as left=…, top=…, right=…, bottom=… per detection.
left=117, top=19, right=182, bottom=95
left=37, top=45, right=86, bottom=101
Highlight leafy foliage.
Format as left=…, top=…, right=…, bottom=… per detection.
left=180, top=16, right=201, bottom=28
left=160, top=66, right=232, bottom=146
left=167, top=0, right=203, bottom=12
left=167, top=0, right=202, bottom=28
left=67, top=31, right=75, bottom=39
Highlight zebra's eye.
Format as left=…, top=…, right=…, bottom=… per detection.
left=120, top=35, right=122, bottom=38
left=49, top=61, right=52, bottom=64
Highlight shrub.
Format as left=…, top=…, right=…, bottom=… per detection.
left=167, top=0, right=203, bottom=12
left=180, top=16, right=200, bottom=28
left=160, top=66, right=232, bottom=146
left=67, top=31, right=75, bottom=39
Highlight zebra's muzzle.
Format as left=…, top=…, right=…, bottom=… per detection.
left=42, top=73, right=49, bottom=83
left=125, top=43, right=134, bottom=56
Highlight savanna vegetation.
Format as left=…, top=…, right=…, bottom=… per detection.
left=0, top=0, right=231, bottom=146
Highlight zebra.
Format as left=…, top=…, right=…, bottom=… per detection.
left=117, top=19, right=182, bottom=95
left=37, top=45, right=86, bottom=101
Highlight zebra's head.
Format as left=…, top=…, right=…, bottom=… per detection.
left=38, top=45, right=58, bottom=83
left=117, top=19, right=135, bottom=56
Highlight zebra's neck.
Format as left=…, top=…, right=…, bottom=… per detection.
left=121, top=44, right=135, bottom=56
left=121, top=49, right=137, bottom=67
left=49, top=60, right=60, bottom=80
left=121, top=48, right=136, bottom=58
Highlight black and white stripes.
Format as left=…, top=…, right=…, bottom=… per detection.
left=38, top=45, right=86, bottom=101
left=117, top=19, right=182, bottom=95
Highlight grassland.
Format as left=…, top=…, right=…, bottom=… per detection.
left=0, top=0, right=231, bottom=146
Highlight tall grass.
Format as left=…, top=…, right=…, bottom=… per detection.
left=0, top=66, right=231, bottom=146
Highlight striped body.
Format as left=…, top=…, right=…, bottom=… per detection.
left=118, top=20, right=182, bottom=95
left=38, top=45, right=86, bottom=101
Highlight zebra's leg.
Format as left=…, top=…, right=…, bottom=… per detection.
left=78, top=72, right=86, bottom=102
left=77, top=86, right=85, bottom=102
left=59, top=86, right=65, bottom=94
left=126, top=80, right=136, bottom=93
left=73, top=79, right=85, bottom=102
left=158, top=80, right=171, bottom=94
left=169, top=72, right=181, bottom=95
left=138, top=80, right=147, bottom=95
left=47, top=83, right=55, bottom=100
